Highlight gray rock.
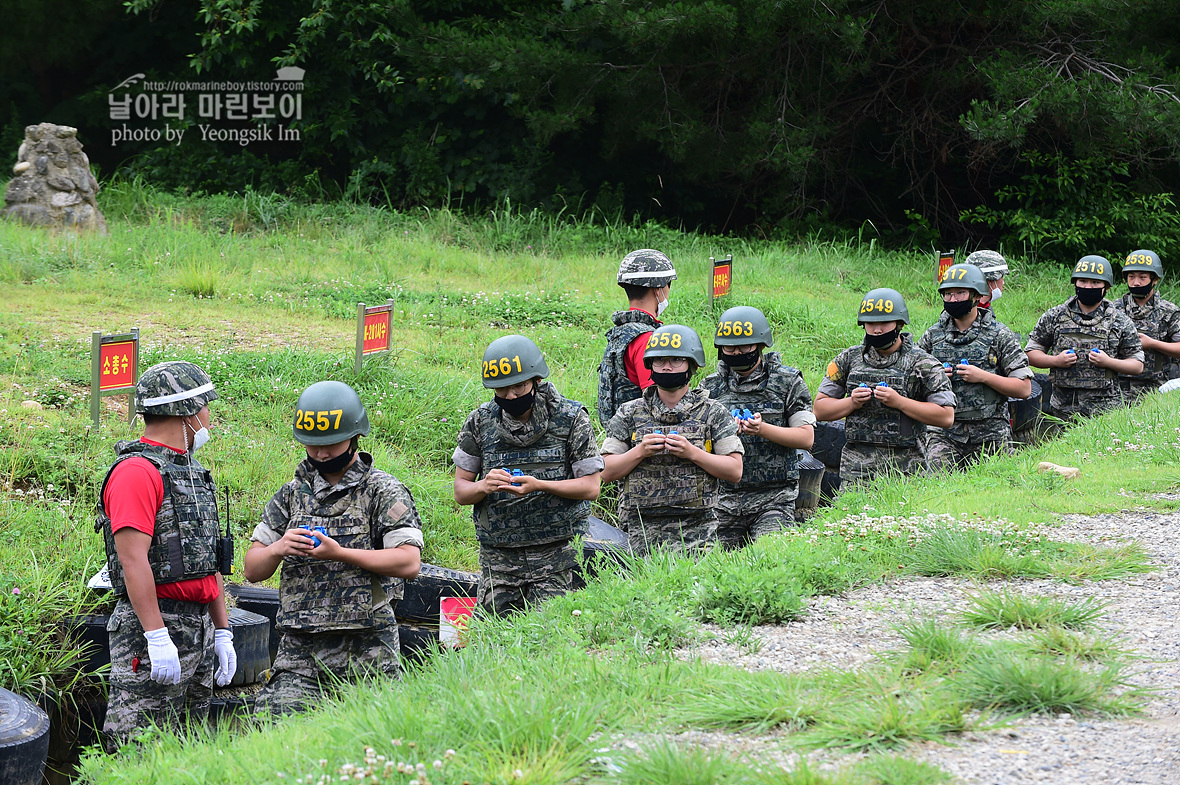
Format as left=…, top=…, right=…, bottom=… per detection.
left=4, top=122, right=107, bottom=233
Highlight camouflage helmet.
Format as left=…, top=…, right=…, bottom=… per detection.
left=715, top=305, right=774, bottom=348
left=643, top=324, right=707, bottom=369
left=1071, top=255, right=1115, bottom=286
left=481, top=335, right=549, bottom=388
left=293, top=381, right=370, bottom=446
left=857, top=288, right=909, bottom=325
left=938, top=263, right=990, bottom=297
left=1122, top=249, right=1164, bottom=281
left=136, top=361, right=218, bottom=417
left=964, top=250, right=1009, bottom=282
left=616, top=249, right=677, bottom=289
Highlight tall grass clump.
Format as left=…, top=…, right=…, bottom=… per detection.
left=854, top=755, right=953, bottom=785
left=960, top=589, right=1108, bottom=631
left=957, top=651, right=1146, bottom=716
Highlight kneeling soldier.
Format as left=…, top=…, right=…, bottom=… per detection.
left=247, top=381, right=423, bottom=715
left=919, top=263, right=1032, bottom=469
left=1114, top=249, right=1180, bottom=402
left=601, top=325, right=744, bottom=556
left=702, top=306, right=815, bottom=547
left=453, top=335, right=603, bottom=616
left=814, top=289, right=955, bottom=486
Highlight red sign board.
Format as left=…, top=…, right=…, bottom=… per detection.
left=362, top=310, right=391, bottom=355
left=936, top=250, right=955, bottom=283
left=99, top=340, right=136, bottom=391
left=713, top=260, right=733, bottom=298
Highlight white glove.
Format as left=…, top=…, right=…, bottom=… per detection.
left=144, top=627, right=182, bottom=685
left=213, top=628, right=237, bottom=687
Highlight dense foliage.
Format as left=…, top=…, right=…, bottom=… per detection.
left=6, top=0, right=1180, bottom=252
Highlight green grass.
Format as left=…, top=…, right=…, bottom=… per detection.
left=957, top=651, right=1146, bottom=716
left=854, top=755, right=953, bottom=785
left=960, top=589, right=1109, bottom=631
left=0, top=179, right=1176, bottom=782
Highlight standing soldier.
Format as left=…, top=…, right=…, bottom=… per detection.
left=97, top=361, right=236, bottom=749
left=702, top=306, right=815, bottom=547
left=1114, top=249, right=1180, bottom=401
left=919, top=264, right=1033, bottom=469
left=453, top=336, right=603, bottom=616
left=963, top=250, right=1010, bottom=310
left=1025, top=256, right=1144, bottom=420
left=597, top=249, right=677, bottom=427
left=601, top=325, right=744, bottom=556
left=246, top=381, right=423, bottom=715
left=814, top=289, right=956, bottom=486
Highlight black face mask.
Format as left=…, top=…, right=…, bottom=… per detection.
left=1129, top=283, right=1154, bottom=299
left=650, top=370, right=692, bottom=390
left=1075, top=286, right=1105, bottom=306
left=864, top=328, right=900, bottom=349
left=720, top=348, right=761, bottom=372
left=942, top=298, right=975, bottom=319
left=494, top=390, right=535, bottom=417
left=308, top=440, right=357, bottom=475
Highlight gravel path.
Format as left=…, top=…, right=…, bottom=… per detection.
left=669, top=506, right=1180, bottom=783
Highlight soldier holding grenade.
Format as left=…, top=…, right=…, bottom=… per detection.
left=453, top=336, right=603, bottom=616
left=702, top=306, right=815, bottom=547
left=1114, top=249, right=1180, bottom=401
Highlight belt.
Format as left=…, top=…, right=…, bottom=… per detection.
left=157, top=597, right=210, bottom=614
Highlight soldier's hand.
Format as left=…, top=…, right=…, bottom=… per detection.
left=143, top=627, right=182, bottom=685
left=500, top=473, right=539, bottom=496
left=954, top=363, right=989, bottom=383
left=1088, top=348, right=1113, bottom=368
left=873, top=385, right=903, bottom=407
left=849, top=386, right=874, bottom=408
left=307, top=529, right=341, bottom=560
left=481, top=468, right=515, bottom=494
left=1057, top=351, right=1078, bottom=368
left=663, top=432, right=694, bottom=457
left=738, top=413, right=764, bottom=435
left=274, top=528, right=317, bottom=557
left=942, top=364, right=955, bottom=378
left=637, top=432, right=668, bottom=457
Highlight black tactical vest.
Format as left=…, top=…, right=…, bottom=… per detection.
left=922, top=314, right=1005, bottom=421
left=474, top=397, right=591, bottom=547
left=597, top=310, right=659, bottom=427
left=96, top=440, right=220, bottom=597
left=702, top=353, right=800, bottom=489
left=844, top=346, right=924, bottom=447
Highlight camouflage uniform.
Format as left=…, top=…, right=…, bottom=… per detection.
left=601, top=386, right=743, bottom=556
left=1025, top=298, right=1144, bottom=419
left=453, top=381, right=604, bottom=615
left=701, top=352, right=815, bottom=547
left=250, top=452, right=424, bottom=715
left=1114, top=291, right=1180, bottom=401
left=97, top=440, right=221, bottom=746
left=598, top=309, right=660, bottom=427
left=817, top=335, right=954, bottom=486
left=918, top=308, right=1032, bottom=468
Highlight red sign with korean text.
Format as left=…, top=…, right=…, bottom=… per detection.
left=362, top=310, right=391, bottom=355
left=936, top=251, right=955, bottom=283
left=99, top=340, right=136, bottom=391
left=713, top=261, right=732, bottom=298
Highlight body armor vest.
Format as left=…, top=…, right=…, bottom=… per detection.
left=1048, top=302, right=1115, bottom=390
left=474, top=398, right=590, bottom=547
left=703, top=354, right=800, bottom=489
left=844, top=348, right=923, bottom=447
left=1116, top=293, right=1178, bottom=383
left=624, top=391, right=718, bottom=517
left=95, top=441, right=220, bottom=597
left=277, top=459, right=385, bottom=632
left=598, top=310, right=659, bottom=427
left=922, top=315, right=1005, bottom=421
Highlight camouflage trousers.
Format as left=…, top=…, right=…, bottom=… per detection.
left=924, top=419, right=1013, bottom=472
left=839, top=443, right=925, bottom=488
left=622, top=509, right=717, bottom=558
left=715, top=486, right=798, bottom=549
left=1049, top=387, right=1124, bottom=421
left=253, top=608, right=401, bottom=716
left=478, top=540, right=576, bottom=616
left=103, top=597, right=214, bottom=751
